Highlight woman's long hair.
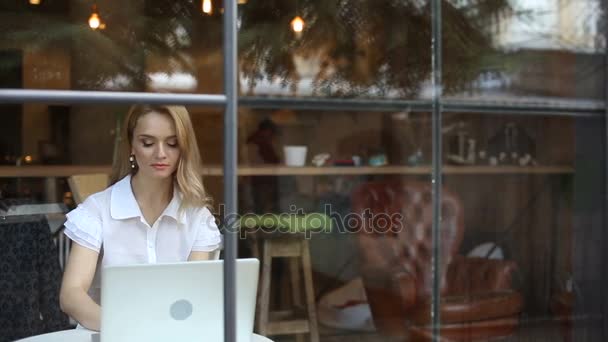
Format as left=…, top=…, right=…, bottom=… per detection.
left=110, top=104, right=212, bottom=211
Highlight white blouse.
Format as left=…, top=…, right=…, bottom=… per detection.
left=64, top=174, right=222, bottom=305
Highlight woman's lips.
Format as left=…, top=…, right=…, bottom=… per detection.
left=151, top=164, right=169, bottom=170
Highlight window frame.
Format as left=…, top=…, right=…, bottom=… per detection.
left=0, top=0, right=606, bottom=341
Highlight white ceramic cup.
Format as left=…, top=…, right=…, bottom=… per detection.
left=284, top=146, right=308, bottom=166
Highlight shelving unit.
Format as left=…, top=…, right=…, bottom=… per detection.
left=0, top=164, right=575, bottom=178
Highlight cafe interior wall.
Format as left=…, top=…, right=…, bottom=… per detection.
left=21, top=49, right=70, bottom=159
left=0, top=42, right=71, bottom=162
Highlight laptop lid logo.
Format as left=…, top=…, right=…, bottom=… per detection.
left=170, top=299, right=193, bottom=320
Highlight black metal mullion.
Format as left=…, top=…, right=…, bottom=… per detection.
left=431, top=0, right=443, bottom=339
left=239, top=96, right=603, bottom=117
left=239, top=97, right=431, bottom=112
left=222, top=0, right=238, bottom=341
left=0, top=90, right=603, bottom=118
left=0, top=89, right=226, bottom=106
left=602, top=14, right=608, bottom=339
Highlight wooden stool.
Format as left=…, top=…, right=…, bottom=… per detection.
left=251, top=233, right=320, bottom=342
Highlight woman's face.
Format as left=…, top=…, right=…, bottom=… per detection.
left=131, top=112, right=181, bottom=180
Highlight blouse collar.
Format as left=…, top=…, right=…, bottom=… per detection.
left=110, top=174, right=184, bottom=224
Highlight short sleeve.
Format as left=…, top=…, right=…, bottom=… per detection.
left=64, top=197, right=103, bottom=253
left=191, top=207, right=222, bottom=252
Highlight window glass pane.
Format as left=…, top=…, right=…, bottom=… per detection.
left=443, top=0, right=606, bottom=104
left=0, top=0, right=224, bottom=94
left=440, top=1, right=606, bottom=336
left=0, top=102, right=224, bottom=196
left=0, top=102, right=225, bottom=338
left=237, top=108, right=433, bottom=340
left=439, top=112, right=604, bottom=341
left=239, top=1, right=433, bottom=99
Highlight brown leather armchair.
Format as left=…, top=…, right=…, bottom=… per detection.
left=351, top=180, right=523, bottom=341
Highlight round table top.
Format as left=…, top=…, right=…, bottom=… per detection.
left=15, top=329, right=274, bottom=342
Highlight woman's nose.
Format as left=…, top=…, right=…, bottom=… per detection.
left=156, top=144, right=167, bottom=158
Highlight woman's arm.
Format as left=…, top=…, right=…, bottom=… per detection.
left=60, top=243, right=101, bottom=331
left=188, top=249, right=220, bottom=261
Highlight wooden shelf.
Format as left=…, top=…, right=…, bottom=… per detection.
left=0, top=164, right=575, bottom=178
left=439, top=165, right=574, bottom=175
left=0, top=165, right=112, bottom=178
left=235, top=165, right=574, bottom=176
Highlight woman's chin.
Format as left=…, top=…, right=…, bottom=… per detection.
left=141, top=169, right=175, bottom=179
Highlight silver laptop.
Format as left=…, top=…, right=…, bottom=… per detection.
left=100, top=259, right=259, bottom=342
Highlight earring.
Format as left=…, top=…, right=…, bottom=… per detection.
left=129, top=154, right=136, bottom=169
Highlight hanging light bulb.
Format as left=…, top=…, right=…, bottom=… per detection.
left=88, top=4, right=101, bottom=30
left=29, top=0, right=41, bottom=5
left=88, top=14, right=100, bottom=29
left=290, top=16, right=305, bottom=35
left=202, top=0, right=212, bottom=15
left=237, top=0, right=248, bottom=4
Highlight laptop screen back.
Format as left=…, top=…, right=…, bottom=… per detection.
left=100, top=259, right=259, bottom=342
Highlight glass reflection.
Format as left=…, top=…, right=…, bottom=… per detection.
left=439, top=113, right=603, bottom=341
left=0, top=0, right=519, bottom=99
left=5, top=0, right=600, bottom=100
left=239, top=0, right=504, bottom=98
left=237, top=109, right=433, bottom=340
left=444, top=0, right=606, bottom=101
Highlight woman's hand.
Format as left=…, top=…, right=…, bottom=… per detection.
left=60, top=243, right=101, bottom=331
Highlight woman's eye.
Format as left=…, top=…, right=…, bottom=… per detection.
left=142, top=142, right=153, bottom=147
left=167, top=142, right=178, bottom=148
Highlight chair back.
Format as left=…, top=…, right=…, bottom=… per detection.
left=351, top=180, right=465, bottom=299
left=0, top=215, right=70, bottom=339
left=68, top=173, right=109, bottom=204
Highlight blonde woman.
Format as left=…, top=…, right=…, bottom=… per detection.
left=59, top=105, right=221, bottom=331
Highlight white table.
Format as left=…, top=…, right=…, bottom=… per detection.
left=15, top=329, right=274, bottom=342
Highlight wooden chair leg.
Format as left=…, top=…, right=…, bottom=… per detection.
left=301, top=240, right=320, bottom=342
left=290, top=257, right=306, bottom=342
left=290, top=257, right=302, bottom=308
left=251, top=238, right=260, bottom=259
left=256, top=240, right=272, bottom=336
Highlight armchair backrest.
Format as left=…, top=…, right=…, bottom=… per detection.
left=351, top=180, right=465, bottom=299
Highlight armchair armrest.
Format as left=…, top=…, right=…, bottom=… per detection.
left=447, top=255, right=518, bottom=294
left=359, top=264, right=417, bottom=336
